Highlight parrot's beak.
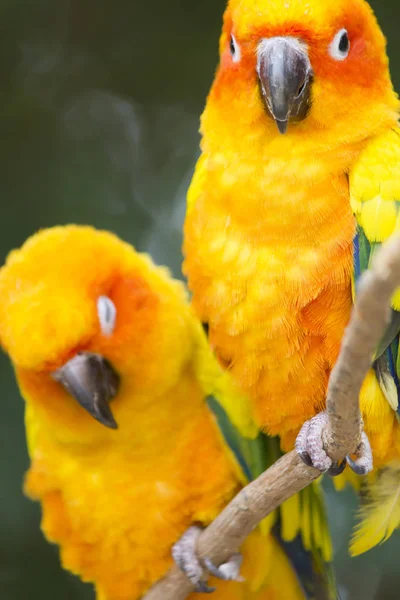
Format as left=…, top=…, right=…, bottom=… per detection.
left=257, top=37, right=313, bottom=134
left=52, top=352, right=120, bottom=429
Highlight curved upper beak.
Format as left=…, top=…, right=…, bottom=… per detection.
left=52, top=352, right=120, bottom=429
left=257, top=37, right=313, bottom=134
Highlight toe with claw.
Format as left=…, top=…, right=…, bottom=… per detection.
left=295, top=411, right=373, bottom=477
left=203, top=554, right=244, bottom=582
left=346, top=431, right=373, bottom=475
left=172, top=526, right=244, bottom=593
left=295, top=412, right=333, bottom=472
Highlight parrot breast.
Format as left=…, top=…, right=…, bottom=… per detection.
left=184, top=150, right=356, bottom=450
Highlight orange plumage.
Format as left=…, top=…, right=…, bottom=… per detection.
left=183, top=0, right=399, bottom=457
left=0, top=225, right=307, bottom=599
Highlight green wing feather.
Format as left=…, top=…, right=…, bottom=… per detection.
left=351, top=127, right=400, bottom=415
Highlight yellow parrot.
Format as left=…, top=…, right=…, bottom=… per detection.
left=0, top=225, right=333, bottom=599
left=183, top=0, right=400, bottom=554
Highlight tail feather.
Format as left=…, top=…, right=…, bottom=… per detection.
left=350, top=464, right=400, bottom=556
left=281, top=493, right=301, bottom=542
left=274, top=526, right=337, bottom=600
left=281, top=483, right=332, bottom=563
left=278, top=482, right=335, bottom=599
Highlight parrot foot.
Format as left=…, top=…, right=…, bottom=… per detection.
left=172, top=526, right=244, bottom=593
left=295, top=412, right=373, bottom=476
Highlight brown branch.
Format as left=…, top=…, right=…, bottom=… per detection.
left=144, top=236, right=400, bottom=600
left=324, top=238, right=399, bottom=459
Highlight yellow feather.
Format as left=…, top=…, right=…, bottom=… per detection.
left=259, top=512, right=277, bottom=537
left=240, top=531, right=305, bottom=599
left=350, top=128, right=400, bottom=313
left=191, top=315, right=259, bottom=439
left=281, top=482, right=332, bottom=562
left=378, top=368, right=399, bottom=412
left=321, top=521, right=333, bottom=564
left=350, top=464, right=400, bottom=556
left=24, top=403, right=39, bottom=459
left=350, top=128, right=400, bottom=203
left=312, top=483, right=333, bottom=562
left=301, top=486, right=312, bottom=552
left=359, top=195, right=397, bottom=242
left=391, top=285, right=400, bottom=311
left=349, top=193, right=362, bottom=216
left=280, top=493, right=300, bottom=542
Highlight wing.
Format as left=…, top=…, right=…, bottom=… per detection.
left=351, top=126, right=400, bottom=413
left=348, top=127, right=400, bottom=555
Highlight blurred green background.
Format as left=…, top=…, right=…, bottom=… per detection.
left=1, top=1, right=400, bottom=598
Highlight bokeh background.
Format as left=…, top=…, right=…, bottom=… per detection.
left=1, top=1, right=400, bottom=598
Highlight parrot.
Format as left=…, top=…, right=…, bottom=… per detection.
left=0, top=225, right=333, bottom=599
left=182, top=0, right=400, bottom=556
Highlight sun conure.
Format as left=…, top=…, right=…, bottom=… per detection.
left=183, top=0, right=400, bottom=555
left=0, top=225, right=333, bottom=599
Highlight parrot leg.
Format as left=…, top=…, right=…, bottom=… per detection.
left=295, top=411, right=373, bottom=476
left=172, top=526, right=244, bottom=593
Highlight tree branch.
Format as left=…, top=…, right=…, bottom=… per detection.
left=144, top=236, right=400, bottom=600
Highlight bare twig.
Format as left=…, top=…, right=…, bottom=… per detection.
left=144, top=236, right=400, bottom=600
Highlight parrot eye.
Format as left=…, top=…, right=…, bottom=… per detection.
left=329, top=29, right=350, bottom=61
left=97, top=296, right=117, bottom=337
left=229, top=34, right=241, bottom=63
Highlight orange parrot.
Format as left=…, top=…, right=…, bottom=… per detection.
left=183, top=0, right=400, bottom=553
left=0, top=225, right=333, bottom=599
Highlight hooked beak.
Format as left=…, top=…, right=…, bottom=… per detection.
left=52, top=352, right=120, bottom=429
left=257, top=37, right=313, bottom=134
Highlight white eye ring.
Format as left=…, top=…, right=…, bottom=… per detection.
left=329, top=28, right=350, bottom=61
left=97, top=296, right=117, bottom=337
left=229, top=34, right=241, bottom=63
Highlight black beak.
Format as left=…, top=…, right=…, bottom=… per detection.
left=257, top=37, right=313, bottom=134
left=52, top=352, right=120, bottom=429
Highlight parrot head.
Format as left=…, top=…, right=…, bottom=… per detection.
left=205, top=0, right=398, bottom=143
left=0, top=226, right=194, bottom=437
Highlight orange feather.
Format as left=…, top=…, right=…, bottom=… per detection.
left=0, top=226, right=305, bottom=599
left=183, top=0, right=399, bottom=458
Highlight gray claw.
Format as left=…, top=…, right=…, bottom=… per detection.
left=346, top=455, right=368, bottom=475
left=327, top=460, right=346, bottom=477
left=195, top=581, right=216, bottom=594
left=298, top=451, right=313, bottom=467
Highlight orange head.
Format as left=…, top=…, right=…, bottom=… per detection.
left=203, top=0, right=399, bottom=151
left=0, top=226, right=195, bottom=439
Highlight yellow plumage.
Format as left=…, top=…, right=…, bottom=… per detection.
left=0, top=225, right=309, bottom=600
left=281, top=494, right=301, bottom=544
left=280, top=484, right=332, bottom=564
left=183, top=0, right=400, bottom=557
left=350, top=466, right=400, bottom=556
